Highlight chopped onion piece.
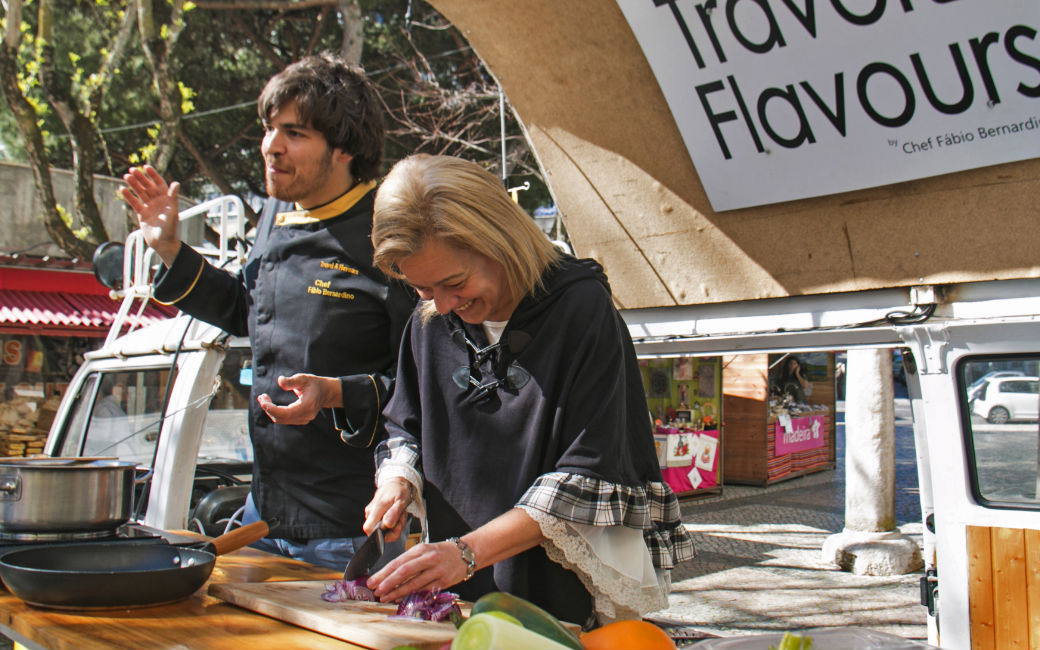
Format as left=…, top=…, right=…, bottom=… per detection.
left=395, top=589, right=462, bottom=623
left=321, top=576, right=376, bottom=602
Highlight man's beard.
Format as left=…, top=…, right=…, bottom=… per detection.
left=264, top=149, right=335, bottom=203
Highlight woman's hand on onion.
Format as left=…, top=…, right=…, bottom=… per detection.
left=368, top=540, right=468, bottom=602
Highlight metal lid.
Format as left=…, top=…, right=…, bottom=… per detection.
left=0, top=457, right=137, bottom=469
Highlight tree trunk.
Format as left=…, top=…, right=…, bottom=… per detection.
left=0, top=34, right=96, bottom=259
left=137, top=0, right=187, bottom=174
left=338, top=0, right=362, bottom=65
left=37, top=32, right=109, bottom=246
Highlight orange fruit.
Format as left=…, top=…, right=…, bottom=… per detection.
left=580, top=619, right=677, bottom=650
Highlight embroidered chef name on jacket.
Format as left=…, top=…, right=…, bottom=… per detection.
left=320, top=260, right=359, bottom=275
left=307, top=261, right=360, bottom=300
left=308, top=279, right=355, bottom=300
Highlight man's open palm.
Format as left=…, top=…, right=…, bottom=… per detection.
left=120, top=165, right=183, bottom=265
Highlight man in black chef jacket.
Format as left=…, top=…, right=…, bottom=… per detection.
left=120, top=55, right=416, bottom=570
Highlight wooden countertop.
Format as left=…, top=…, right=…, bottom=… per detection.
left=0, top=546, right=369, bottom=650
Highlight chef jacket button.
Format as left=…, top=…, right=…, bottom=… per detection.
left=255, top=366, right=267, bottom=376
left=257, top=312, right=270, bottom=324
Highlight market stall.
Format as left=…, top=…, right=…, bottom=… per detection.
left=721, top=352, right=836, bottom=486
left=640, top=355, right=723, bottom=497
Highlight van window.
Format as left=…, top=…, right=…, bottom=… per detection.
left=1000, top=380, right=1038, bottom=394
left=55, top=374, right=97, bottom=458
left=56, top=349, right=253, bottom=469
left=198, top=347, right=252, bottom=463
left=961, top=355, right=1040, bottom=507
left=63, top=368, right=173, bottom=464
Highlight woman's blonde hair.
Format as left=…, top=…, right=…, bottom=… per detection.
left=372, top=155, right=560, bottom=317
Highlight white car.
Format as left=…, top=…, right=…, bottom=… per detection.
left=968, top=369, right=1024, bottom=395
left=971, top=376, right=1040, bottom=424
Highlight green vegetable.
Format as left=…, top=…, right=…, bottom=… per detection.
left=470, top=591, right=583, bottom=650
left=451, top=613, right=574, bottom=650
left=483, top=610, right=523, bottom=626
left=769, top=631, right=813, bottom=650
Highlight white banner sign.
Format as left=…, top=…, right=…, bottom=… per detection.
left=617, top=0, right=1040, bottom=211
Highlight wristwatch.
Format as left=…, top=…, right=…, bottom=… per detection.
left=448, top=536, right=477, bottom=581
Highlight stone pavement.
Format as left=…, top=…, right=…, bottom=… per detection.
left=647, top=397, right=929, bottom=646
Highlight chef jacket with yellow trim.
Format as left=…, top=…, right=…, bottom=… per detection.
left=152, top=182, right=416, bottom=540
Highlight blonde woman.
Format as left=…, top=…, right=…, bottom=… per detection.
left=362, top=155, right=693, bottom=629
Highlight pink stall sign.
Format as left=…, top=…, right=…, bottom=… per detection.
left=774, top=415, right=826, bottom=456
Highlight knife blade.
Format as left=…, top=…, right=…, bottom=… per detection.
left=343, top=527, right=384, bottom=580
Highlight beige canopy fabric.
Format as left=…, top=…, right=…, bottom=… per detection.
left=428, top=0, right=1040, bottom=310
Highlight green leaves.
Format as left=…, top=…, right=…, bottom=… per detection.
left=0, top=0, right=553, bottom=258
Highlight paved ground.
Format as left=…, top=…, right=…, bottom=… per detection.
left=647, top=396, right=930, bottom=647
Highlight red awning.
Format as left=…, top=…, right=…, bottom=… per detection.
left=0, top=289, right=177, bottom=337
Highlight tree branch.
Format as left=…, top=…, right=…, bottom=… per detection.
left=229, top=13, right=284, bottom=69
left=304, top=5, right=331, bottom=57
left=89, top=1, right=138, bottom=177
left=193, top=0, right=338, bottom=9
left=178, top=128, right=260, bottom=228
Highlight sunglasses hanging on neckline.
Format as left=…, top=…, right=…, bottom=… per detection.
left=449, top=327, right=532, bottom=401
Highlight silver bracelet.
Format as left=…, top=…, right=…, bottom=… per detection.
left=448, top=536, right=476, bottom=581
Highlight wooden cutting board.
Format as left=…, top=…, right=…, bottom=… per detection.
left=209, top=580, right=464, bottom=650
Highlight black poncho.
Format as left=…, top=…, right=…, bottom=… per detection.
left=378, top=255, right=693, bottom=625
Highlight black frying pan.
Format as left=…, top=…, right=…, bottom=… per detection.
left=0, top=520, right=270, bottom=609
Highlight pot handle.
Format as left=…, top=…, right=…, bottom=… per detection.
left=0, top=473, right=20, bottom=500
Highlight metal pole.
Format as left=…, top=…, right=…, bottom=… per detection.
left=500, top=88, right=507, bottom=183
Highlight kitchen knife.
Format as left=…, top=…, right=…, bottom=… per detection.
left=342, top=527, right=384, bottom=580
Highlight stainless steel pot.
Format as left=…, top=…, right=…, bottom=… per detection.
left=0, top=458, right=138, bottom=537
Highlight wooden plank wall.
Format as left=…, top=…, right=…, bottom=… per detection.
left=966, top=525, right=1040, bottom=649
left=721, top=354, right=769, bottom=484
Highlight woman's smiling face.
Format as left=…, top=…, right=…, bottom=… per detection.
left=398, top=238, right=518, bottom=324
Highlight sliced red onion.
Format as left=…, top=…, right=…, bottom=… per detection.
left=321, top=576, right=376, bottom=602
left=395, top=589, right=462, bottom=623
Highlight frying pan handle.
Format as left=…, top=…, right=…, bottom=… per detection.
left=207, top=520, right=270, bottom=556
